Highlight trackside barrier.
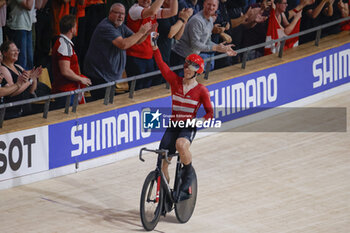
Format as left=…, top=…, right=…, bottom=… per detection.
left=1, top=24, right=350, bottom=190
left=0, top=16, right=349, bottom=128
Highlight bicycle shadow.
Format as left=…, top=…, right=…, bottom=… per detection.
left=17, top=185, right=144, bottom=231
left=159, top=214, right=179, bottom=223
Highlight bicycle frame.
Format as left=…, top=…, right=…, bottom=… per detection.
left=140, top=147, right=198, bottom=230
left=139, top=147, right=182, bottom=205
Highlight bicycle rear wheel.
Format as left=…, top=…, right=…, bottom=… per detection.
left=140, top=170, right=163, bottom=231
left=175, top=167, right=198, bottom=223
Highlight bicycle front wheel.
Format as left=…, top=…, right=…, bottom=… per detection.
left=140, top=170, right=163, bottom=231
left=175, top=167, right=198, bottom=223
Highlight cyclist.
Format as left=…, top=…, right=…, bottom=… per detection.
left=152, top=39, right=214, bottom=200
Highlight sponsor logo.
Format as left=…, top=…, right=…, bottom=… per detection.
left=143, top=109, right=162, bottom=129
left=0, top=135, right=36, bottom=174
left=0, top=127, right=48, bottom=181
left=142, top=109, right=222, bottom=129
left=70, top=111, right=152, bottom=157
left=210, top=73, right=278, bottom=118
left=313, top=48, right=350, bottom=88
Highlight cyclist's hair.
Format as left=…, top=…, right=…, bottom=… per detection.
left=0, top=40, right=15, bottom=53
left=59, top=15, right=76, bottom=34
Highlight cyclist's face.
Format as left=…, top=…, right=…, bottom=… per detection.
left=184, top=66, right=196, bottom=79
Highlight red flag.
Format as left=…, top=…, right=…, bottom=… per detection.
left=285, top=19, right=301, bottom=50
left=264, top=8, right=301, bottom=55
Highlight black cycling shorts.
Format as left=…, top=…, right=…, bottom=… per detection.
left=159, top=125, right=197, bottom=155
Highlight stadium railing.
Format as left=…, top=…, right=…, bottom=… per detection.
left=0, top=16, right=349, bottom=128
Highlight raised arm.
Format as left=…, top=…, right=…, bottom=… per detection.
left=142, top=0, right=165, bottom=18
left=112, top=22, right=152, bottom=49
left=323, top=0, right=335, bottom=17
left=288, top=0, right=313, bottom=19
left=338, top=1, right=349, bottom=18
left=308, top=0, right=331, bottom=18
left=153, top=47, right=177, bottom=85
left=168, top=8, right=193, bottom=39
left=283, top=11, right=302, bottom=35
left=160, top=0, right=178, bottom=19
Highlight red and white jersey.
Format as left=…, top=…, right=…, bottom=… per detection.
left=153, top=49, right=213, bottom=121
left=52, top=34, right=80, bottom=93
left=51, top=34, right=86, bottom=104
left=126, top=4, right=163, bottom=59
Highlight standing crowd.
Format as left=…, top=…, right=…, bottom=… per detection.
left=0, top=0, right=348, bottom=120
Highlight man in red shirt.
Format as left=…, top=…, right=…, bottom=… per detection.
left=52, top=15, right=91, bottom=108
left=152, top=40, right=213, bottom=200
left=126, top=0, right=178, bottom=90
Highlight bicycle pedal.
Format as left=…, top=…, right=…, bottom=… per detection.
left=178, top=191, right=192, bottom=202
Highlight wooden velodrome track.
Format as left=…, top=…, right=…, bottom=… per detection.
left=1, top=32, right=350, bottom=232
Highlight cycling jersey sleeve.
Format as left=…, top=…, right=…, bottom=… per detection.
left=153, top=48, right=178, bottom=86
left=201, top=85, right=214, bottom=120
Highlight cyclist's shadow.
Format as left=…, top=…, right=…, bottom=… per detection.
left=159, top=214, right=180, bottom=224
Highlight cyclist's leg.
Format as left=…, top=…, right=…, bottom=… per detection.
left=176, top=127, right=197, bottom=193
left=176, top=126, right=197, bottom=164
left=175, top=138, right=192, bottom=165
left=159, top=127, right=178, bottom=182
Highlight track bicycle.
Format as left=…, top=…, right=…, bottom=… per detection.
left=139, top=147, right=198, bottom=231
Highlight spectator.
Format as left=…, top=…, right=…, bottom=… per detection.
left=241, top=0, right=270, bottom=61
left=34, top=0, right=51, bottom=69
left=0, top=0, right=6, bottom=45
left=156, top=2, right=192, bottom=86
left=225, top=0, right=264, bottom=63
left=0, top=41, right=41, bottom=119
left=6, top=0, right=35, bottom=70
left=300, top=0, right=347, bottom=44
left=77, top=0, right=107, bottom=73
left=51, top=14, right=91, bottom=108
left=0, top=51, right=26, bottom=98
left=225, top=0, right=246, bottom=60
left=210, top=0, right=233, bottom=69
left=70, top=0, right=86, bottom=69
left=178, top=0, right=201, bottom=15
left=340, top=0, right=350, bottom=31
left=125, top=0, right=178, bottom=90
left=287, top=0, right=301, bottom=10
left=106, top=0, right=136, bottom=15
left=52, top=0, right=70, bottom=53
left=212, top=0, right=232, bottom=46
left=317, top=0, right=345, bottom=36
left=84, top=3, right=152, bottom=100
left=274, top=0, right=302, bottom=34
left=157, top=2, right=193, bottom=65
left=264, top=0, right=304, bottom=54
left=325, top=0, right=349, bottom=34
left=171, top=0, right=237, bottom=76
